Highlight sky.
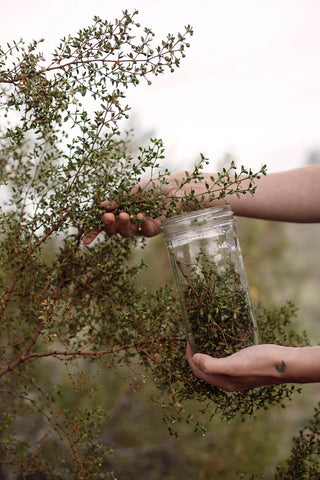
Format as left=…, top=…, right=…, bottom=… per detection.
left=2, top=0, right=320, bottom=173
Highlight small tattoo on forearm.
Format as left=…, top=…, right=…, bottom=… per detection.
left=275, top=360, right=286, bottom=373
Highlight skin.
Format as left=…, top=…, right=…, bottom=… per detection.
left=82, top=165, right=320, bottom=391
left=82, top=165, right=320, bottom=243
left=186, top=343, right=320, bottom=392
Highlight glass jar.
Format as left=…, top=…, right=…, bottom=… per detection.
left=161, top=205, right=258, bottom=357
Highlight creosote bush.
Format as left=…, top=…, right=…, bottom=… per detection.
left=0, top=10, right=317, bottom=479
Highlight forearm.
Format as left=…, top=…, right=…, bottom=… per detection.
left=283, top=346, right=320, bottom=383
left=187, top=165, right=320, bottom=223
left=227, top=165, right=320, bottom=223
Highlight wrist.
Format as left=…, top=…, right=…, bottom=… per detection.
left=276, top=346, right=320, bottom=383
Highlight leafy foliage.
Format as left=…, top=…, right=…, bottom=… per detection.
left=274, top=401, right=320, bottom=479
left=238, top=401, right=320, bottom=479
left=0, top=10, right=316, bottom=479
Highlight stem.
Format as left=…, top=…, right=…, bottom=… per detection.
left=176, top=259, right=199, bottom=297
left=0, top=337, right=184, bottom=378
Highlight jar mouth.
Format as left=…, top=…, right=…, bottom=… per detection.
left=161, top=205, right=233, bottom=237
left=162, top=204, right=232, bottom=225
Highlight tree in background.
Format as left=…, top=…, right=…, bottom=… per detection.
left=0, top=10, right=317, bottom=479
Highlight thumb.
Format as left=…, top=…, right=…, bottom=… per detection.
left=192, top=353, right=215, bottom=375
left=192, top=353, right=204, bottom=367
left=192, top=352, right=230, bottom=376
left=82, top=228, right=101, bottom=245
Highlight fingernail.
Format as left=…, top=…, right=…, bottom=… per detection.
left=192, top=353, right=202, bottom=366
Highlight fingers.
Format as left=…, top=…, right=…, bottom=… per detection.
left=99, top=200, right=117, bottom=211
left=186, top=342, right=228, bottom=376
left=187, top=350, right=246, bottom=391
left=82, top=228, right=102, bottom=245
left=103, top=212, right=131, bottom=237
left=82, top=213, right=135, bottom=244
left=136, top=213, right=163, bottom=237
left=186, top=343, right=231, bottom=389
left=102, top=212, right=163, bottom=238
left=83, top=191, right=164, bottom=244
left=82, top=173, right=181, bottom=244
left=102, top=212, right=117, bottom=236
left=102, top=212, right=138, bottom=237
left=83, top=211, right=162, bottom=244
left=192, top=353, right=219, bottom=375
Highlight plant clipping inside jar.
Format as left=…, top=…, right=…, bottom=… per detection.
left=161, top=205, right=258, bottom=357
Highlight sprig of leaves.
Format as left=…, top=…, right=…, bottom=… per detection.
left=101, top=147, right=267, bottom=222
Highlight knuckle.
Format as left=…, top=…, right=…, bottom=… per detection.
left=199, top=358, right=211, bottom=375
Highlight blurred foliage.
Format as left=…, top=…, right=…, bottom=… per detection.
left=273, top=401, right=320, bottom=479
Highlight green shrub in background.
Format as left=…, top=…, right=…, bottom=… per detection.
left=0, top=10, right=318, bottom=479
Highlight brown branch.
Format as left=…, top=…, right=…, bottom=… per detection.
left=176, top=259, right=199, bottom=297
left=0, top=337, right=184, bottom=378
left=0, top=44, right=185, bottom=86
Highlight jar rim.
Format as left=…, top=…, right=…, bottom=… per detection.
left=161, top=204, right=233, bottom=229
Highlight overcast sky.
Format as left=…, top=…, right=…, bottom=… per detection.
left=2, top=0, right=320, bottom=173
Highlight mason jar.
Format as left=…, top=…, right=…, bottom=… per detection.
left=161, top=205, right=258, bottom=357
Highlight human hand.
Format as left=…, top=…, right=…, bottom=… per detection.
left=82, top=162, right=269, bottom=244
left=186, top=342, right=308, bottom=392
left=82, top=208, right=164, bottom=244
left=82, top=171, right=191, bottom=244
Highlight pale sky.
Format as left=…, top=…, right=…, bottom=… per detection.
left=2, top=0, right=320, bottom=173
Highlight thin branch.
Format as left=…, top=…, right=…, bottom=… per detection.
left=0, top=337, right=185, bottom=378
